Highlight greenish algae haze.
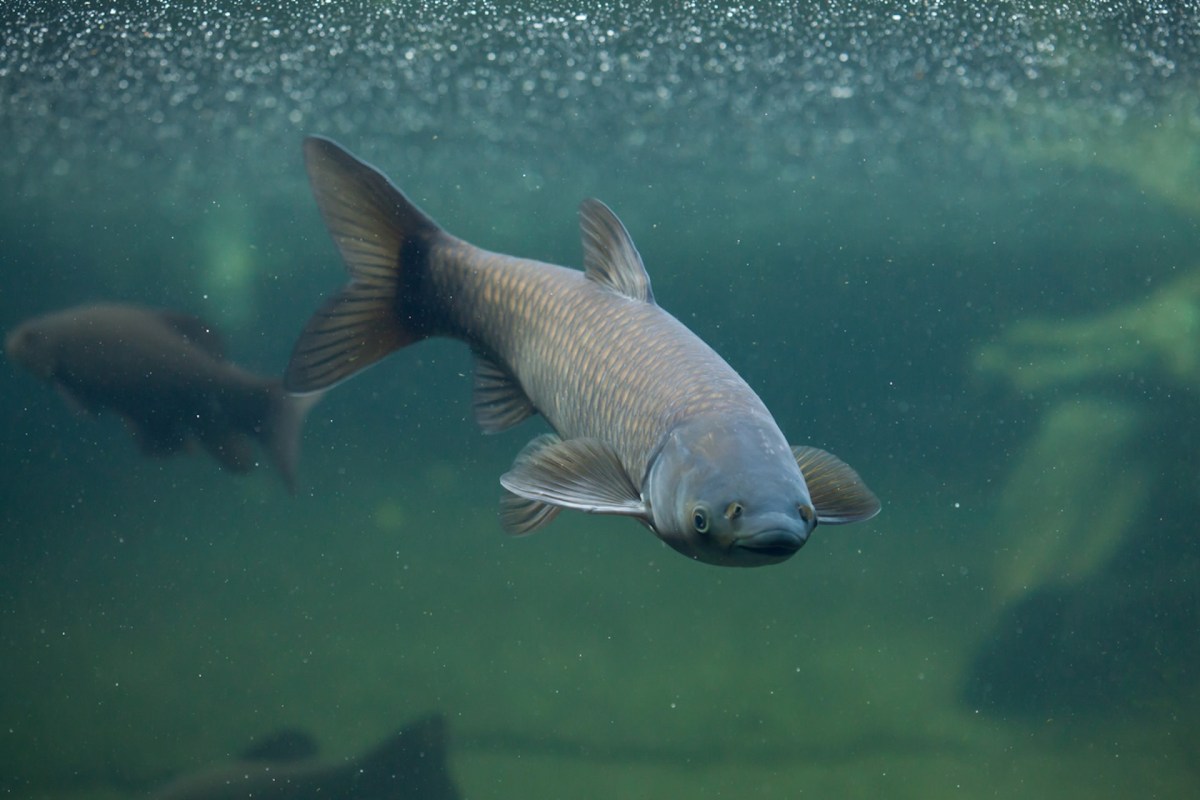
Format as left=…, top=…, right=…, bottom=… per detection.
left=1, top=3, right=1198, bottom=799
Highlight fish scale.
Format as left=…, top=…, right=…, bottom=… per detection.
left=429, top=247, right=769, bottom=484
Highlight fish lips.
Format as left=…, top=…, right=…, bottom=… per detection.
left=734, top=526, right=809, bottom=561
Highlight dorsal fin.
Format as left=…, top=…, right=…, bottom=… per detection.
left=157, top=311, right=226, bottom=359
left=580, top=199, right=654, bottom=304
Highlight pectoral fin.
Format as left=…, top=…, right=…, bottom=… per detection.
left=500, top=490, right=563, bottom=536
left=124, top=415, right=188, bottom=456
left=792, top=445, right=881, bottom=524
left=54, top=384, right=94, bottom=416
left=500, top=434, right=646, bottom=533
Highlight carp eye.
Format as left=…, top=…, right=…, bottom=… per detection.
left=692, top=507, right=710, bottom=534
left=798, top=503, right=815, bottom=525
left=725, top=502, right=743, bottom=520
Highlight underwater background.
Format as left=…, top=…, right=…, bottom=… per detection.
left=2, top=1, right=1198, bottom=797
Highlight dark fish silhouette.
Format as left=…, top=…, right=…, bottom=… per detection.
left=6, top=303, right=316, bottom=489
left=152, top=714, right=460, bottom=800
left=287, top=137, right=879, bottom=566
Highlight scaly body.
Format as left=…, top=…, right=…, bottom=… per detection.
left=287, top=137, right=879, bottom=566
left=429, top=241, right=773, bottom=484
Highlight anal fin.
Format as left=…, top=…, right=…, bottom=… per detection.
left=199, top=429, right=257, bottom=473
left=473, top=352, right=536, bottom=433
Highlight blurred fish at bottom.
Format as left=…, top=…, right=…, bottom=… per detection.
left=5, top=303, right=319, bottom=490
left=152, top=714, right=460, bottom=800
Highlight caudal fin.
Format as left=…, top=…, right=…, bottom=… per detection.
left=285, top=136, right=442, bottom=394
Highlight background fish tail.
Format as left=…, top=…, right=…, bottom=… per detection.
left=284, top=136, right=443, bottom=394
left=262, top=383, right=322, bottom=493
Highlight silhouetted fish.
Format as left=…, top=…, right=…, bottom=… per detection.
left=152, top=714, right=460, bottom=800
left=6, top=303, right=315, bottom=489
left=287, top=137, right=879, bottom=565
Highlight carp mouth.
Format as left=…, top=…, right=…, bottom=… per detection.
left=734, top=528, right=808, bottom=559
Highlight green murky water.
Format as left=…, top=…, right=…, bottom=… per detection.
left=2, top=2, right=1197, bottom=797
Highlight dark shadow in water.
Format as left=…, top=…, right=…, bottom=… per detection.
left=10, top=727, right=972, bottom=798
left=459, top=728, right=971, bottom=766
left=962, top=440, right=1200, bottom=721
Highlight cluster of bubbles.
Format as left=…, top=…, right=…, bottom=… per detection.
left=0, top=1, right=1196, bottom=200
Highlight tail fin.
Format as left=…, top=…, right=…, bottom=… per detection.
left=285, top=136, right=442, bottom=394
left=350, top=714, right=461, bottom=800
left=264, top=384, right=322, bottom=492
